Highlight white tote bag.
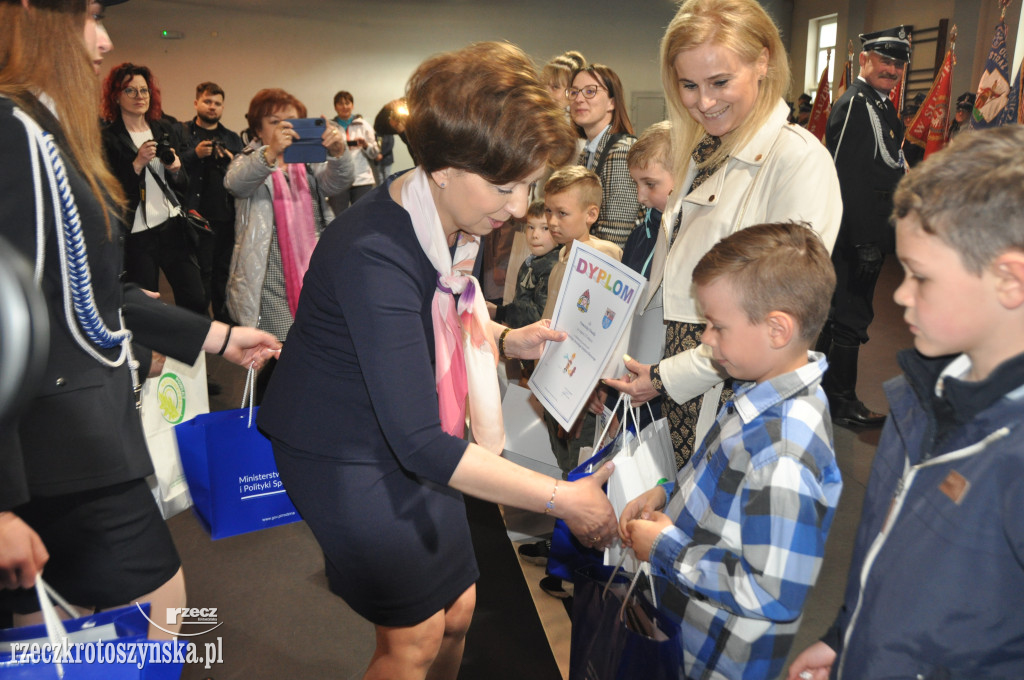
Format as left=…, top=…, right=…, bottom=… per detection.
left=139, top=353, right=209, bottom=518
left=605, top=398, right=675, bottom=570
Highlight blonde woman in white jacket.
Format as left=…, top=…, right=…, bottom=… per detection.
left=606, top=0, right=841, bottom=467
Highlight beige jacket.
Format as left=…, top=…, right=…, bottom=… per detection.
left=643, top=99, right=842, bottom=414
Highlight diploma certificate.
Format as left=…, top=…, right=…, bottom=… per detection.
left=528, top=241, right=645, bottom=431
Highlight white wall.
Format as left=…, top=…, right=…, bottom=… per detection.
left=103, top=0, right=678, bottom=171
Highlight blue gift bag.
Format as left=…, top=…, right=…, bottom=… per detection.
left=569, top=565, right=682, bottom=680
left=0, top=585, right=186, bottom=679
left=174, top=405, right=301, bottom=540
left=547, top=437, right=619, bottom=582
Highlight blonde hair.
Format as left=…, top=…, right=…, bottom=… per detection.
left=0, top=3, right=124, bottom=233
left=660, top=0, right=790, bottom=183
left=544, top=165, right=603, bottom=210
left=540, top=50, right=587, bottom=94
left=692, top=222, right=835, bottom=342
left=627, top=120, right=673, bottom=173
left=893, top=126, right=1024, bottom=275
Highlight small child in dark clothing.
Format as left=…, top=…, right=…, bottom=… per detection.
left=498, top=201, right=559, bottom=329
left=606, top=121, right=675, bottom=428
left=622, top=121, right=673, bottom=281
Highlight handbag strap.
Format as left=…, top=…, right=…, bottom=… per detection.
left=588, top=391, right=627, bottom=473
left=34, top=577, right=80, bottom=678
left=144, top=164, right=185, bottom=217
left=240, top=363, right=256, bottom=427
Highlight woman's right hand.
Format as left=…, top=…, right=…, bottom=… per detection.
left=603, top=355, right=658, bottom=406
left=264, top=119, right=295, bottom=164
left=133, top=140, right=157, bottom=174
left=557, top=462, right=618, bottom=549
left=0, top=512, right=48, bottom=589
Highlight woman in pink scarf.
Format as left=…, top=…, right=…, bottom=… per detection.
left=225, top=88, right=354, bottom=400
left=257, top=43, right=617, bottom=680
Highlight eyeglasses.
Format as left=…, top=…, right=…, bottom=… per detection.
left=123, top=87, right=150, bottom=99
left=566, top=85, right=606, bottom=100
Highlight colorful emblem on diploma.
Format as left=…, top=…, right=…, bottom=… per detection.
left=576, top=289, right=591, bottom=313
left=602, top=308, right=615, bottom=329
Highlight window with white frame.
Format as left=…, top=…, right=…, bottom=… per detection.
left=807, top=14, right=838, bottom=98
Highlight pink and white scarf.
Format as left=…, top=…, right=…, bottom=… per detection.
left=271, top=166, right=318, bottom=316
left=401, top=168, right=505, bottom=454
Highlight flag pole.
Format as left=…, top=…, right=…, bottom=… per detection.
left=943, top=25, right=958, bottom=143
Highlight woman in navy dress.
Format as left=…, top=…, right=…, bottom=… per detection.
left=258, top=42, right=618, bottom=679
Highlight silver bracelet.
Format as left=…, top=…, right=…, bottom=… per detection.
left=544, top=480, right=559, bottom=514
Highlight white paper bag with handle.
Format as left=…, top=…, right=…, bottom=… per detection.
left=139, top=353, right=209, bottom=518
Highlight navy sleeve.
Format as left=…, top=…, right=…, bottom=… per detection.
left=333, top=227, right=468, bottom=484
left=122, top=284, right=211, bottom=364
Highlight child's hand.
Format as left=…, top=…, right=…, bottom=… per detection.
left=586, top=385, right=608, bottom=415
left=625, top=512, right=672, bottom=562
left=618, top=485, right=667, bottom=542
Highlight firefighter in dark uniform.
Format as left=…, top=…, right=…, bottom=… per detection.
left=821, top=26, right=910, bottom=427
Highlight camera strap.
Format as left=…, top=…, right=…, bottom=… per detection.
left=145, top=165, right=185, bottom=219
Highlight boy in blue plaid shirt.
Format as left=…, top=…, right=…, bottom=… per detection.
left=620, top=222, right=843, bottom=680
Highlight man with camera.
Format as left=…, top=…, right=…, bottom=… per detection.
left=178, top=82, right=244, bottom=323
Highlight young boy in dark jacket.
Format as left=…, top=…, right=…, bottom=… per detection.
left=789, top=125, right=1024, bottom=680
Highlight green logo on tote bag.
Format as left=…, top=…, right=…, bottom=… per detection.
left=157, top=372, right=187, bottom=424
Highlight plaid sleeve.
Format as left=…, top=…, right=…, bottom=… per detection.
left=650, top=429, right=840, bottom=622
left=594, top=138, right=641, bottom=248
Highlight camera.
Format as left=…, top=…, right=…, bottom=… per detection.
left=210, top=140, right=231, bottom=165
left=154, top=133, right=176, bottom=165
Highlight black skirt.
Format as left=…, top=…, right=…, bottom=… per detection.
left=0, top=478, right=181, bottom=614
left=271, top=436, right=480, bottom=628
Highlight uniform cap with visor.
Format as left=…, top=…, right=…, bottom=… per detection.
left=860, top=25, right=912, bottom=63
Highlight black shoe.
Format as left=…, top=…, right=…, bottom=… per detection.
left=539, top=575, right=573, bottom=599
left=517, top=539, right=551, bottom=566
left=829, top=395, right=886, bottom=428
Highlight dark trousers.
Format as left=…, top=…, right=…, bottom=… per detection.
left=196, top=218, right=235, bottom=323
left=124, top=221, right=208, bottom=316
left=828, top=242, right=885, bottom=347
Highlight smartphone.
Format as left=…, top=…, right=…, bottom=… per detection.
left=282, top=118, right=327, bottom=164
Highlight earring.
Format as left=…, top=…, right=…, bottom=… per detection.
left=440, top=182, right=446, bottom=188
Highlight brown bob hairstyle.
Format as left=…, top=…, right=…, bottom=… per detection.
left=243, top=88, right=308, bottom=142
left=404, top=41, right=577, bottom=184
left=101, top=62, right=163, bottom=123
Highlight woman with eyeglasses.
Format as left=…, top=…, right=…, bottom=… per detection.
left=568, top=64, right=642, bottom=249
left=606, top=0, right=842, bottom=469
left=0, top=0, right=279, bottom=634
left=101, top=62, right=207, bottom=315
